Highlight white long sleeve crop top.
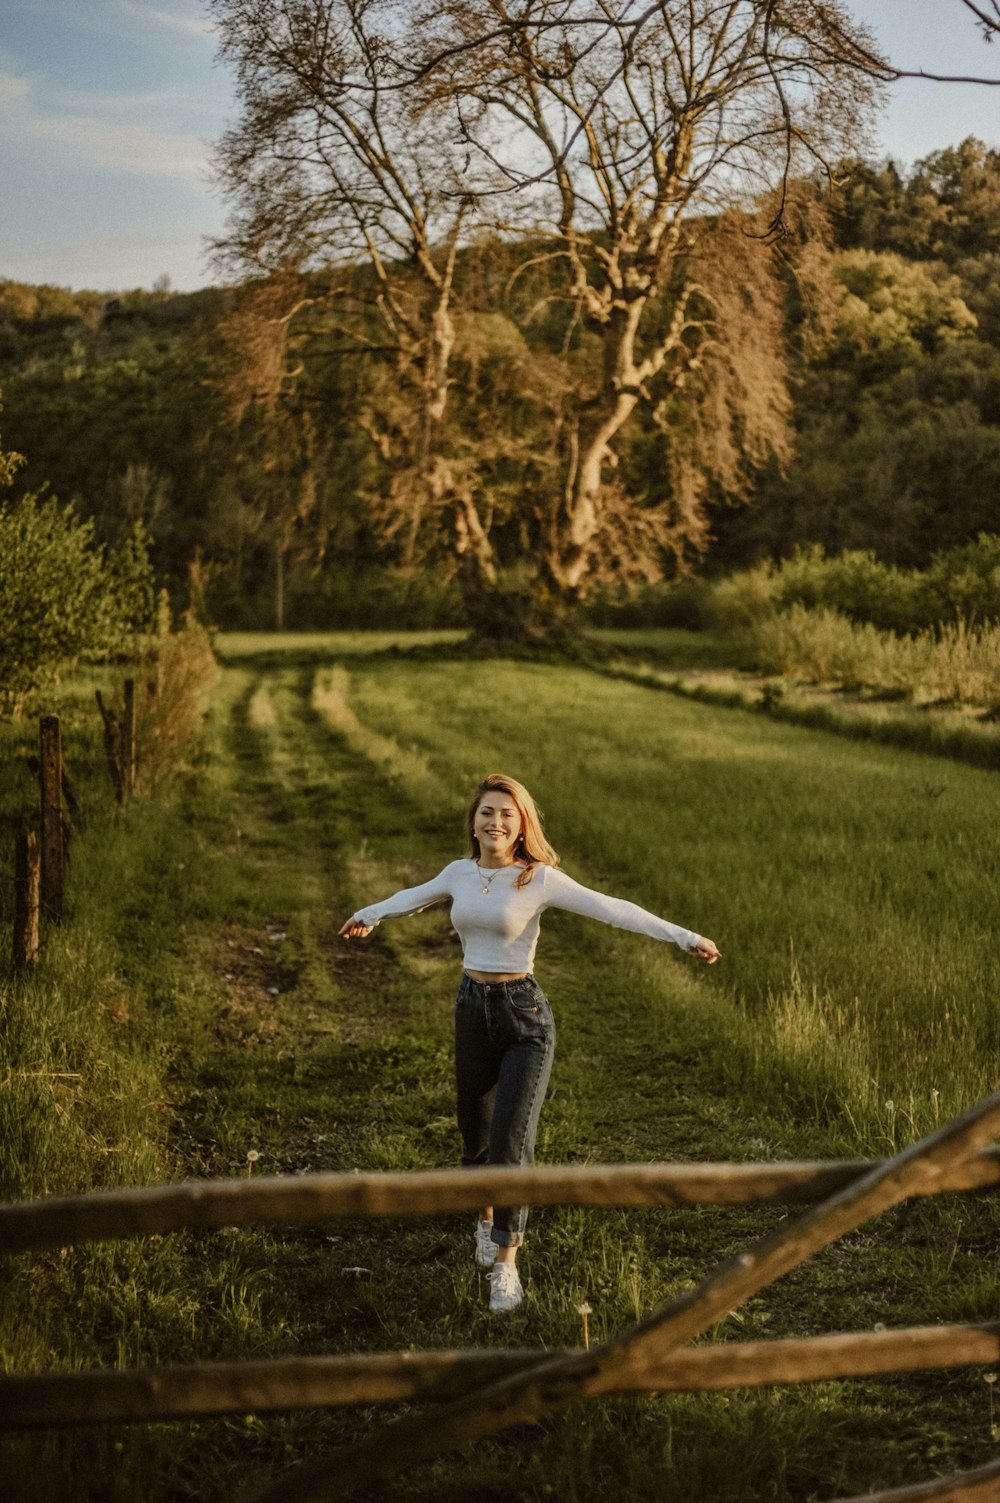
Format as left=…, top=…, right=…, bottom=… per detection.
left=350, top=859, right=702, bottom=974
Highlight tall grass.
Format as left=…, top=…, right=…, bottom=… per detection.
left=136, top=617, right=219, bottom=788
left=0, top=633, right=254, bottom=1382
left=747, top=603, right=1000, bottom=704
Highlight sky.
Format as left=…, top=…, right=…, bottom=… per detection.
left=1, top=0, right=999, bottom=294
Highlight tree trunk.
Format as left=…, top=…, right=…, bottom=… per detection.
left=460, top=569, right=579, bottom=647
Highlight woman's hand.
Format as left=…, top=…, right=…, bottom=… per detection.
left=692, top=936, right=720, bottom=964
left=339, top=919, right=373, bottom=940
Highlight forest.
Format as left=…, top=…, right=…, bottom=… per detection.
left=2, top=137, right=999, bottom=633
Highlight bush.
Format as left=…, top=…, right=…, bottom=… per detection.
left=746, top=603, right=1000, bottom=704
left=135, top=614, right=220, bottom=789
left=0, top=421, right=155, bottom=716
left=706, top=560, right=782, bottom=631
left=709, top=547, right=921, bottom=635
left=922, top=534, right=1000, bottom=626
left=0, top=494, right=155, bottom=715
left=583, top=577, right=713, bottom=630
left=712, top=538, right=1000, bottom=641
left=747, top=605, right=930, bottom=690
left=921, top=617, right=1000, bottom=704
left=771, top=547, right=922, bottom=633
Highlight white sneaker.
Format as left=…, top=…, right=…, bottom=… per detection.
left=489, top=1262, right=524, bottom=1313
left=475, top=1219, right=497, bottom=1268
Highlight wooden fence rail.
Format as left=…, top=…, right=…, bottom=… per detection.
left=2, top=1090, right=999, bottom=1503
left=2, top=1322, right=999, bottom=1428
left=834, top=1460, right=1000, bottom=1503
left=3, top=1147, right=1000, bottom=1254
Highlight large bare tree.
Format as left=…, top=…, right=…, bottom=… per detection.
left=211, top=0, right=506, bottom=606
left=427, top=0, right=885, bottom=606
left=210, top=0, right=887, bottom=636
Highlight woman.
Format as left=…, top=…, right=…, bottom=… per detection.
left=339, top=772, right=720, bottom=1314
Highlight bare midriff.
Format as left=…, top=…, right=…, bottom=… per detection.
left=464, top=969, right=530, bottom=983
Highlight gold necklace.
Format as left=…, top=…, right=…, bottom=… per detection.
left=476, top=861, right=506, bottom=895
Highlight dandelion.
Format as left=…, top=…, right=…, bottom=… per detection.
left=577, top=1302, right=593, bottom=1350
left=245, top=1149, right=261, bottom=1177
left=985, top=1372, right=999, bottom=1439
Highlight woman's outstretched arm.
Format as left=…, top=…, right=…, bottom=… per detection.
left=338, top=862, right=459, bottom=940
left=542, top=867, right=720, bottom=962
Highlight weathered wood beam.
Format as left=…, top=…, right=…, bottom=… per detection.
left=1, top=1324, right=998, bottom=1427
left=2, top=1148, right=999, bottom=1254
left=238, top=1088, right=1000, bottom=1503
left=38, top=716, right=64, bottom=921
left=13, top=830, right=40, bottom=969
left=830, top=1457, right=1000, bottom=1503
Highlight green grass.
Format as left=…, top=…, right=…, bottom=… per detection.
left=588, top=625, right=735, bottom=669
left=600, top=644, right=1000, bottom=775
left=2, top=634, right=998, bottom=1501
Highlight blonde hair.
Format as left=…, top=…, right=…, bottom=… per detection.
left=466, top=773, right=559, bottom=889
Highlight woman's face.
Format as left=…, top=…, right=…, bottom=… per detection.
left=474, top=793, right=522, bottom=865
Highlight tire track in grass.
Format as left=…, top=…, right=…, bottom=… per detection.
left=171, top=655, right=515, bottom=1486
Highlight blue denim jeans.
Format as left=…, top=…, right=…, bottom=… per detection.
left=454, top=973, right=556, bottom=1248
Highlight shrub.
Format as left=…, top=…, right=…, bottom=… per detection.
left=0, top=421, right=155, bottom=716
left=771, top=547, right=922, bottom=633
left=746, top=604, right=1000, bottom=704
left=583, top=577, right=713, bottom=630
left=920, top=618, right=1000, bottom=704
left=715, top=538, right=1000, bottom=641
left=747, top=604, right=930, bottom=690
left=88, top=594, right=219, bottom=797
left=577, top=538, right=1000, bottom=640
left=922, top=534, right=1000, bottom=626
left=706, top=560, right=781, bottom=632
left=135, top=614, right=220, bottom=790
left=710, top=547, right=922, bottom=634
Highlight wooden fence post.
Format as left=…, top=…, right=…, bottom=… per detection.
left=123, top=678, right=137, bottom=798
left=26, top=756, right=77, bottom=853
left=95, top=691, right=125, bottom=804
left=39, top=716, right=64, bottom=922
left=13, top=831, right=40, bottom=969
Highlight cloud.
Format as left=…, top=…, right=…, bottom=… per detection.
left=1, top=228, right=216, bottom=293
left=0, top=71, right=30, bottom=107
left=32, top=111, right=211, bottom=182
left=117, top=0, right=216, bottom=40
left=0, top=66, right=212, bottom=185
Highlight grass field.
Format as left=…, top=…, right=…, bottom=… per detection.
left=1, top=632, right=998, bottom=1502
